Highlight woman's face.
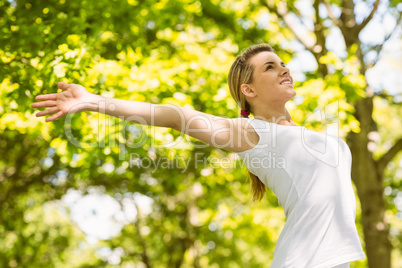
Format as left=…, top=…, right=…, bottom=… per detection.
left=245, top=51, right=296, bottom=104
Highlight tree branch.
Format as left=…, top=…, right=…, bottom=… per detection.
left=374, top=92, right=402, bottom=105
left=133, top=200, right=152, bottom=268
left=259, top=0, right=315, bottom=51
left=377, top=138, right=402, bottom=173
left=324, top=1, right=341, bottom=26
left=260, top=0, right=330, bottom=76
left=313, top=0, right=326, bottom=53
left=357, top=0, right=380, bottom=32
left=367, top=13, right=402, bottom=66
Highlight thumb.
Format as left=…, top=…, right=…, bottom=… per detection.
left=58, top=82, right=69, bottom=90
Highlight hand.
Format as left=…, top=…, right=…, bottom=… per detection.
left=31, top=82, right=98, bottom=122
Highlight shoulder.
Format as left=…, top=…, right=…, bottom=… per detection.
left=229, top=118, right=263, bottom=153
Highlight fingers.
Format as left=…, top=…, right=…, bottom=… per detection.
left=35, top=93, right=58, bottom=101
left=33, top=82, right=68, bottom=100
left=35, top=107, right=60, bottom=117
left=46, top=111, right=64, bottom=122
left=31, top=100, right=57, bottom=108
left=58, top=82, right=69, bottom=90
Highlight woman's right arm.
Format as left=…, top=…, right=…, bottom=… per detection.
left=31, top=82, right=259, bottom=153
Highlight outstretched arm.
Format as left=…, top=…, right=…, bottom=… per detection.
left=31, top=82, right=177, bottom=128
left=31, top=82, right=259, bottom=152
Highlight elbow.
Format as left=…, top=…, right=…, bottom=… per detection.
left=159, top=104, right=182, bottom=130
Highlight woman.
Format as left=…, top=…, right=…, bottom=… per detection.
left=31, top=43, right=366, bottom=267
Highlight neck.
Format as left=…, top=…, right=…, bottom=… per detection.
left=253, top=102, right=295, bottom=125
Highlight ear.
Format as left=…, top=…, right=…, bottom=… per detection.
left=240, top=84, right=256, bottom=97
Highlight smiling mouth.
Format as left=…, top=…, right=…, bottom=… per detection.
left=280, top=81, right=292, bottom=85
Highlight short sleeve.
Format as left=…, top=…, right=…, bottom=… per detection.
left=236, top=118, right=271, bottom=159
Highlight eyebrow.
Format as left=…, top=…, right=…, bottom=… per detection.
left=261, top=61, right=286, bottom=69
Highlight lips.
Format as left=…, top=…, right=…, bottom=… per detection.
left=280, top=78, right=292, bottom=85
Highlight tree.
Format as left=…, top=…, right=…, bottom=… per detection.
left=257, top=0, right=401, bottom=267
left=0, top=0, right=282, bottom=266
left=0, top=0, right=401, bottom=267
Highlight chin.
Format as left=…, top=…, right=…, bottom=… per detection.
left=287, top=89, right=297, bottom=99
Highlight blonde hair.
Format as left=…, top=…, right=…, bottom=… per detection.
left=228, top=43, right=274, bottom=201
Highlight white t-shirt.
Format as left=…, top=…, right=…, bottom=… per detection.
left=236, top=118, right=366, bottom=268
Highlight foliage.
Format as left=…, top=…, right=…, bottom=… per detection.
left=0, top=0, right=400, bottom=267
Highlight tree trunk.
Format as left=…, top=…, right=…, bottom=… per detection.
left=258, top=1, right=396, bottom=266
left=347, top=97, right=392, bottom=268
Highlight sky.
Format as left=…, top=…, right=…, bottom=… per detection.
left=62, top=188, right=154, bottom=242
left=287, top=0, right=402, bottom=96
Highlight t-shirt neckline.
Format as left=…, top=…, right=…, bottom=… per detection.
left=250, top=118, right=304, bottom=128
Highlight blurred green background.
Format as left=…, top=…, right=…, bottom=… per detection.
left=0, top=0, right=401, bottom=267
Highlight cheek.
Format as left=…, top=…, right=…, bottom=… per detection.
left=253, top=74, right=277, bottom=94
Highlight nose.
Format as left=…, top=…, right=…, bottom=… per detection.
left=281, top=66, right=290, bottom=76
